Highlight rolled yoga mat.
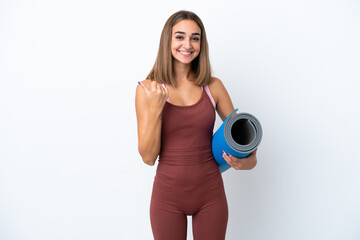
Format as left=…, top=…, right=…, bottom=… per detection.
left=212, top=109, right=263, bottom=173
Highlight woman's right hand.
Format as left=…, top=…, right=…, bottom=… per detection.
left=136, top=80, right=168, bottom=165
left=138, top=80, right=168, bottom=113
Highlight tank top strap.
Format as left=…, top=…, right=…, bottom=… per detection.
left=203, top=85, right=216, bottom=109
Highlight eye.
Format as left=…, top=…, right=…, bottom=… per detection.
left=175, top=35, right=184, bottom=40
left=192, top=37, right=200, bottom=41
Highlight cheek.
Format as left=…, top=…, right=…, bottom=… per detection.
left=171, top=40, right=180, bottom=50
left=195, top=42, right=201, bottom=51
left=194, top=44, right=201, bottom=55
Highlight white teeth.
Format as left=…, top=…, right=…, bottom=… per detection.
left=179, top=51, right=192, bottom=55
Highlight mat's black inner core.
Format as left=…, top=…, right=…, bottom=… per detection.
left=231, top=119, right=255, bottom=145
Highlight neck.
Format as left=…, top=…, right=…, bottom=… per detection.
left=173, top=60, right=193, bottom=85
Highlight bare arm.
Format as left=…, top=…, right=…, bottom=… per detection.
left=135, top=80, right=168, bottom=166
left=208, top=77, right=235, bottom=121
left=209, top=77, right=257, bottom=170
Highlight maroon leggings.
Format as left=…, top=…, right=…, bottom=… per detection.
left=150, top=157, right=228, bottom=240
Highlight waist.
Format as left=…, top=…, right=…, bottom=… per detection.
left=159, top=145, right=214, bottom=165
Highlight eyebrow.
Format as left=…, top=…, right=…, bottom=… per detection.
left=174, top=31, right=201, bottom=36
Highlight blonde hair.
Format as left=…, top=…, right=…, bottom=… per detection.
left=147, top=10, right=212, bottom=86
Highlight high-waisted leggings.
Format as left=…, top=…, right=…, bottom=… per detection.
left=150, top=159, right=228, bottom=240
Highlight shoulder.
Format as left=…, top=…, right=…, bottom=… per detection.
left=209, top=77, right=222, bottom=85
left=208, top=77, right=227, bottom=90
left=208, top=77, right=234, bottom=120
left=208, top=77, right=227, bottom=103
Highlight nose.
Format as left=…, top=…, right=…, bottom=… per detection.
left=183, top=38, right=192, bottom=49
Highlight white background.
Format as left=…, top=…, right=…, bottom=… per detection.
left=1, top=0, right=359, bottom=239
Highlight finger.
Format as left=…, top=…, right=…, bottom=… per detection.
left=151, top=81, right=158, bottom=92
left=222, top=151, right=233, bottom=165
left=222, top=151, right=243, bottom=170
left=159, top=83, right=165, bottom=94
left=156, top=82, right=163, bottom=95
left=163, top=84, right=169, bottom=98
left=249, top=149, right=257, bottom=157
left=156, top=81, right=161, bottom=89
left=151, top=80, right=161, bottom=92
left=138, top=81, right=150, bottom=94
left=155, top=82, right=165, bottom=97
left=222, top=150, right=233, bottom=159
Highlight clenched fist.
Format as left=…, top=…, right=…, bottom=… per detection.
left=138, top=80, right=169, bottom=113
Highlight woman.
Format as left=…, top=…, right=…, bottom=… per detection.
left=135, top=10, right=257, bottom=240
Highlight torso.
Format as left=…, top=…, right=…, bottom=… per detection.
left=164, top=83, right=204, bottom=107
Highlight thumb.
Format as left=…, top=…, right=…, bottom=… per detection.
left=138, top=81, right=150, bottom=95
left=162, top=84, right=169, bottom=98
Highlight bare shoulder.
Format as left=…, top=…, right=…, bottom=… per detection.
left=208, top=77, right=227, bottom=102
left=208, top=77, right=234, bottom=120
left=209, top=76, right=224, bottom=85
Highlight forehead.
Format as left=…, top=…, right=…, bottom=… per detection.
left=172, top=20, right=201, bottom=34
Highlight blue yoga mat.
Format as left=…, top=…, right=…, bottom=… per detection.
left=212, top=109, right=263, bottom=173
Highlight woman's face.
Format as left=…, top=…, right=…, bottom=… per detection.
left=171, top=20, right=201, bottom=65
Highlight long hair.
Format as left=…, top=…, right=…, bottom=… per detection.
left=147, top=10, right=212, bottom=86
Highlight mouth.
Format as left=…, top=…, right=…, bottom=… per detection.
left=178, top=50, right=193, bottom=57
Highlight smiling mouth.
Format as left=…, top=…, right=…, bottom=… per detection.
left=178, top=50, right=193, bottom=56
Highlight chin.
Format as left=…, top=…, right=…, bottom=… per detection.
left=175, top=55, right=198, bottom=64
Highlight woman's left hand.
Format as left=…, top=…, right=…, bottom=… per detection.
left=222, top=149, right=258, bottom=170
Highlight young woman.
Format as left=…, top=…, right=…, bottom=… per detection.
left=135, top=10, right=257, bottom=240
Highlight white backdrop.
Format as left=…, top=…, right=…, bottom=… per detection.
left=1, top=0, right=359, bottom=239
